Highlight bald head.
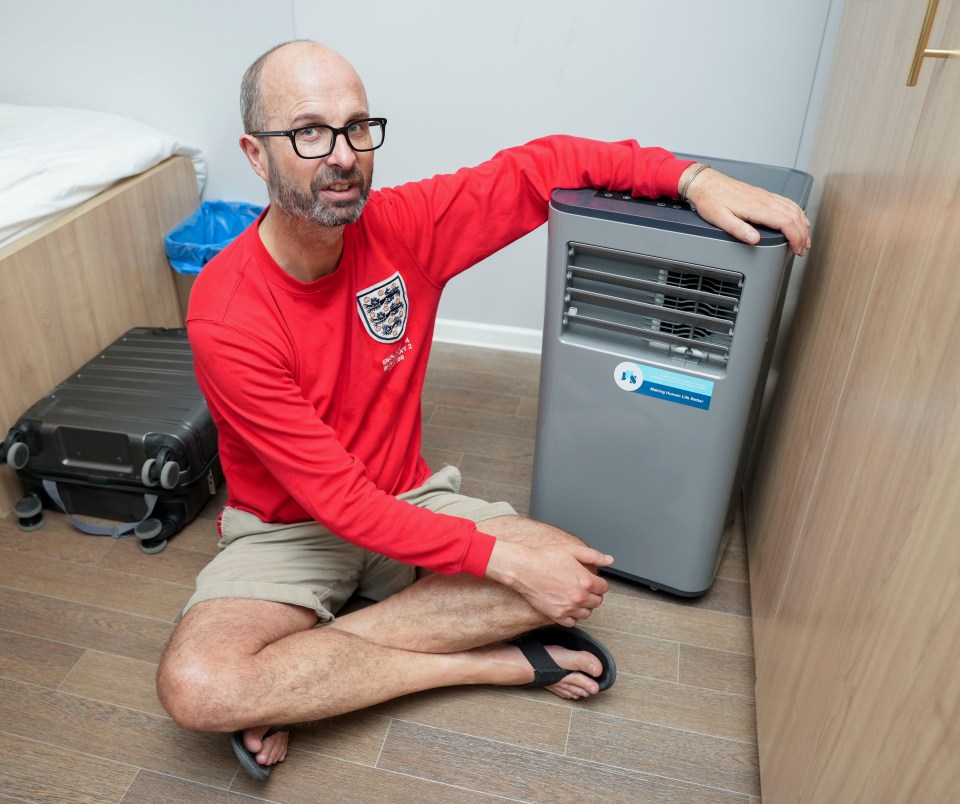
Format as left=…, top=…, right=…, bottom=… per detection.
left=240, top=40, right=366, bottom=133
left=238, top=40, right=376, bottom=232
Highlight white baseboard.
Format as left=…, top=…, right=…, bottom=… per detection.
left=432, top=318, right=543, bottom=355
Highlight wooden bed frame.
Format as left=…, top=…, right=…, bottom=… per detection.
left=0, top=155, right=200, bottom=518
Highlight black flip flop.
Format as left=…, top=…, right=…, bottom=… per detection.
left=230, top=727, right=288, bottom=781
left=517, top=625, right=617, bottom=691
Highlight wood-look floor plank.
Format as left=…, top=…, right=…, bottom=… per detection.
left=604, top=573, right=752, bottom=618
left=232, top=745, right=499, bottom=803
left=578, top=627, right=679, bottom=683
left=60, top=650, right=165, bottom=717
left=422, top=424, right=535, bottom=464
left=0, top=587, right=173, bottom=664
left=518, top=396, right=538, bottom=419
left=567, top=710, right=761, bottom=797
left=97, top=538, right=215, bottom=587
left=0, top=731, right=138, bottom=804
left=291, top=711, right=391, bottom=766
left=458, top=453, right=534, bottom=489
left=456, top=477, right=531, bottom=517
left=421, top=401, right=439, bottom=426
left=588, top=594, right=754, bottom=655
left=425, top=362, right=540, bottom=398
left=376, top=719, right=749, bottom=804
left=421, top=385, right=522, bottom=417
left=428, top=343, right=541, bottom=381
left=370, top=686, right=571, bottom=753
left=680, top=645, right=757, bottom=697
left=121, top=771, right=267, bottom=803
left=0, top=629, right=84, bottom=688
left=155, top=513, right=221, bottom=553
left=0, top=677, right=238, bottom=789
left=716, top=543, right=749, bottom=583
left=421, top=447, right=465, bottom=471
left=0, top=545, right=190, bottom=622
left=0, top=514, right=114, bottom=565
left=430, top=404, right=537, bottom=440
left=584, top=673, right=758, bottom=744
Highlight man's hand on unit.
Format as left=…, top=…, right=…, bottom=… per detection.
left=680, top=164, right=812, bottom=257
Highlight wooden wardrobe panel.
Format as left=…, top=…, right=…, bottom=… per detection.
left=753, top=1, right=960, bottom=799
left=745, top=0, right=934, bottom=674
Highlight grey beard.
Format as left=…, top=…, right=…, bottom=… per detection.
left=268, top=164, right=371, bottom=227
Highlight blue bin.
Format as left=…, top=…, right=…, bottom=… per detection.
left=164, top=200, right=263, bottom=275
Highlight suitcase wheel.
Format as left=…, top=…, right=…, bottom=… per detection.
left=135, top=517, right=164, bottom=541
left=139, top=538, right=169, bottom=555
left=141, top=459, right=157, bottom=487
left=134, top=517, right=170, bottom=554
left=13, top=495, right=45, bottom=532
left=160, top=460, right=181, bottom=490
left=141, top=456, right=182, bottom=491
left=6, top=440, right=29, bottom=470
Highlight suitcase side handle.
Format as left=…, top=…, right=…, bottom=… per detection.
left=42, top=479, right=159, bottom=539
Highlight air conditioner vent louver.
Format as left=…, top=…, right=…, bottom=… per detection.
left=561, top=242, right=744, bottom=366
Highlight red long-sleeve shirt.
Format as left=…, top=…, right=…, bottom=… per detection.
left=187, top=135, right=692, bottom=577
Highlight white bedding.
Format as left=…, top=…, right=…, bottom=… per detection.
left=0, top=104, right=206, bottom=249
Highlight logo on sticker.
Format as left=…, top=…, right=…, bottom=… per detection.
left=356, top=272, right=408, bottom=344
left=613, top=360, right=715, bottom=410
left=615, top=362, right=643, bottom=391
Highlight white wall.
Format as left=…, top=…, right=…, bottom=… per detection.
left=0, top=0, right=838, bottom=350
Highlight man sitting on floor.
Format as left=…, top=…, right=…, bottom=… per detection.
left=156, top=39, right=810, bottom=780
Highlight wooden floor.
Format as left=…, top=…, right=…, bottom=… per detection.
left=0, top=342, right=760, bottom=803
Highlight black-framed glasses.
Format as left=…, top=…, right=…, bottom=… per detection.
left=248, top=117, right=387, bottom=159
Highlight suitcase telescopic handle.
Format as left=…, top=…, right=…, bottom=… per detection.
left=41, top=480, right=159, bottom=539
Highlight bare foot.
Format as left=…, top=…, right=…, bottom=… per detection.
left=477, top=642, right=604, bottom=700
left=539, top=643, right=604, bottom=700
left=243, top=726, right=289, bottom=766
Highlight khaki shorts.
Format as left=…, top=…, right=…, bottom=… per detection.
left=181, top=465, right=515, bottom=622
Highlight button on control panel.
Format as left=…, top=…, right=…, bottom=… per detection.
left=594, top=190, right=691, bottom=211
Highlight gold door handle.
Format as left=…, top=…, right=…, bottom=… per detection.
left=907, top=0, right=959, bottom=86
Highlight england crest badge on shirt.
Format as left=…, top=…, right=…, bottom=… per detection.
left=356, top=272, right=409, bottom=344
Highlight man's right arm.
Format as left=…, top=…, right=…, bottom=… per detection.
left=188, top=319, right=495, bottom=577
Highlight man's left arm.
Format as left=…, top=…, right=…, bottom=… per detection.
left=679, top=163, right=812, bottom=257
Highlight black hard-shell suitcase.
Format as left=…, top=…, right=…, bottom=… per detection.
left=0, top=327, right=221, bottom=553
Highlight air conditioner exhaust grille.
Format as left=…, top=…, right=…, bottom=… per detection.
left=561, top=243, right=744, bottom=366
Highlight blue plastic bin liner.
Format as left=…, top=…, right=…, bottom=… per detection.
left=165, top=200, right=264, bottom=275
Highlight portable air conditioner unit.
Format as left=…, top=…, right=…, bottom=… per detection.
left=530, top=156, right=812, bottom=596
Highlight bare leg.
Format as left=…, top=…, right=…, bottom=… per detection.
left=157, top=515, right=607, bottom=766
left=328, top=516, right=583, bottom=652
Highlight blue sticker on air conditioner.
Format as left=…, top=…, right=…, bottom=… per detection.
left=614, top=361, right=714, bottom=410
